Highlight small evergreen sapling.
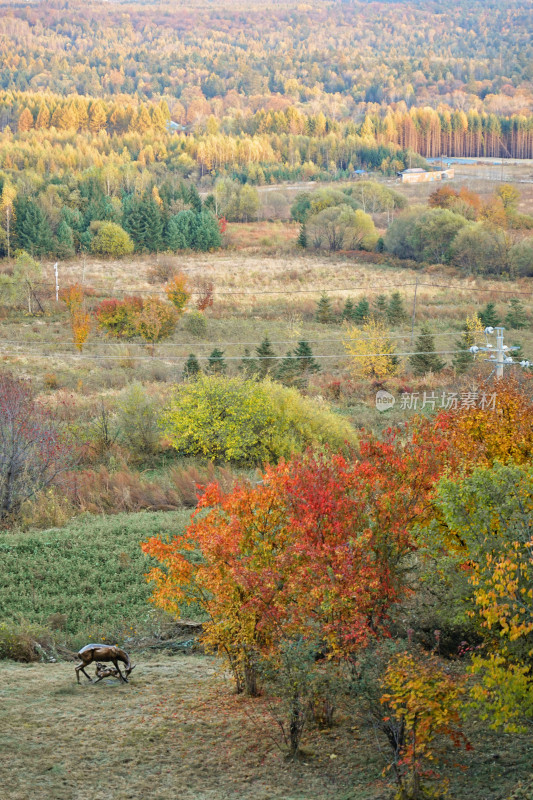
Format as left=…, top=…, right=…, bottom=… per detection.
left=386, top=291, right=406, bottom=324
left=409, top=325, right=446, bottom=375
left=353, top=297, right=370, bottom=323
left=505, top=298, right=528, bottom=330
left=316, top=292, right=334, bottom=324
left=479, top=302, right=499, bottom=328
left=207, top=348, right=226, bottom=374
left=255, top=335, right=277, bottom=378
left=183, top=353, right=201, bottom=379
left=342, top=298, right=355, bottom=321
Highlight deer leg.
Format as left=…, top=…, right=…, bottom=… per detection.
left=112, top=658, right=127, bottom=682
left=75, top=662, right=93, bottom=683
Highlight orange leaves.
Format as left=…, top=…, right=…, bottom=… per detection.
left=439, top=376, right=533, bottom=467
left=60, top=283, right=91, bottom=352
left=165, top=273, right=190, bottom=314
left=381, top=650, right=468, bottom=792
left=142, top=423, right=452, bottom=679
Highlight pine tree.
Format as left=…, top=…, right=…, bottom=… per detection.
left=342, top=298, right=355, bottom=321
left=183, top=353, right=201, bottom=379
left=255, top=335, right=276, bottom=378
left=505, top=298, right=528, bottom=330
left=187, top=184, right=203, bottom=212
left=14, top=198, right=53, bottom=256
left=386, top=291, right=406, bottom=325
left=353, top=298, right=370, bottom=323
left=277, top=341, right=320, bottom=389
left=316, top=292, right=334, bottom=324
left=479, top=302, right=499, bottom=328
left=409, top=325, right=446, bottom=376
left=207, top=348, right=226, bottom=374
left=452, top=320, right=478, bottom=374
left=293, top=340, right=320, bottom=375
left=374, top=294, right=388, bottom=317
left=139, top=197, right=164, bottom=252
left=297, top=223, right=308, bottom=249
left=239, top=347, right=257, bottom=376
left=56, top=221, right=75, bottom=258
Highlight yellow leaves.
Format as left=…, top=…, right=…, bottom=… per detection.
left=343, top=318, right=400, bottom=380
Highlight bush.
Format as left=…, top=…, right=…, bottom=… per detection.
left=90, top=222, right=134, bottom=257
left=117, top=382, right=161, bottom=457
left=95, top=296, right=177, bottom=341
left=183, top=310, right=208, bottom=337
left=385, top=206, right=467, bottom=263
left=160, top=375, right=358, bottom=464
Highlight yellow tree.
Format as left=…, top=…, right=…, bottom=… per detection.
left=0, top=180, right=16, bottom=259
left=344, top=318, right=400, bottom=379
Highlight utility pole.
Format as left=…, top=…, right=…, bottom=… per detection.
left=471, top=326, right=518, bottom=378
left=54, top=262, right=59, bottom=303
left=495, top=326, right=505, bottom=379
left=410, top=276, right=419, bottom=346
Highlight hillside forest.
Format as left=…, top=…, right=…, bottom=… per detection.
left=1, top=3, right=533, bottom=800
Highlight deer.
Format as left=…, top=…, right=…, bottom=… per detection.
left=75, top=644, right=135, bottom=684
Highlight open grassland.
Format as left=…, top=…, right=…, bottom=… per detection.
left=0, top=655, right=531, bottom=800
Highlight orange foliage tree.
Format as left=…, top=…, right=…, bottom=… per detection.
left=60, top=283, right=91, bottom=352
left=142, top=422, right=452, bottom=692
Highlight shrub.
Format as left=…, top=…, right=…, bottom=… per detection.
left=0, top=374, right=73, bottom=523
left=165, top=272, right=190, bottom=313
left=95, top=296, right=177, bottom=341
left=160, top=375, right=357, bottom=464
left=95, top=296, right=142, bottom=338
left=134, top=297, right=178, bottom=342
left=117, top=382, right=161, bottom=457
left=183, top=310, right=208, bottom=337
left=90, top=222, right=134, bottom=257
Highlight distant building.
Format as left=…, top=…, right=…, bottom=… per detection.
left=398, top=167, right=454, bottom=183
left=166, top=120, right=188, bottom=133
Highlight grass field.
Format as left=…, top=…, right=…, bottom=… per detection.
left=0, top=655, right=531, bottom=800
left=0, top=511, right=192, bottom=648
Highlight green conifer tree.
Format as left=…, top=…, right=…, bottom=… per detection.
left=255, top=335, right=276, bottom=378
left=207, top=348, right=226, bottom=374
left=409, top=325, right=446, bottom=376
left=297, top=223, right=308, bottom=249
left=239, top=347, right=257, bottom=377
left=505, top=298, right=528, bottom=330
left=183, top=353, right=201, bottom=379
left=374, top=294, right=388, bottom=317
left=452, top=322, right=476, bottom=374
left=353, top=298, right=370, bottom=323
left=342, top=298, right=355, bottom=321
left=386, top=291, right=407, bottom=325
left=479, top=302, right=499, bottom=328
left=316, top=292, right=334, bottom=324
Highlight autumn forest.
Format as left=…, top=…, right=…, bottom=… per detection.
left=1, top=2, right=533, bottom=800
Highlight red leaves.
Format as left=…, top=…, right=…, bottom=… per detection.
left=143, top=421, right=452, bottom=662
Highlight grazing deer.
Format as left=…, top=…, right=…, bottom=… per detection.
left=75, top=644, right=135, bottom=684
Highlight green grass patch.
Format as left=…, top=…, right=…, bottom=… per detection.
left=0, top=510, right=192, bottom=647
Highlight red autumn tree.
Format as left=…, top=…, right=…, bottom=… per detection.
left=142, top=421, right=453, bottom=689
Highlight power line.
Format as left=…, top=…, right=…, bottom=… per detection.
left=0, top=348, right=480, bottom=362
left=0, top=330, right=463, bottom=348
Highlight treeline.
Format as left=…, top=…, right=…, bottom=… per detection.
left=0, top=0, right=531, bottom=121
left=4, top=90, right=533, bottom=162
left=1, top=179, right=221, bottom=258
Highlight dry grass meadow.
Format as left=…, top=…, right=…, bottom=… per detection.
left=1, top=654, right=531, bottom=800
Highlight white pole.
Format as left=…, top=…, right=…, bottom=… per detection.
left=495, top=326, right=505, bottom=379
left=54, top=262, right=59, bottom=302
